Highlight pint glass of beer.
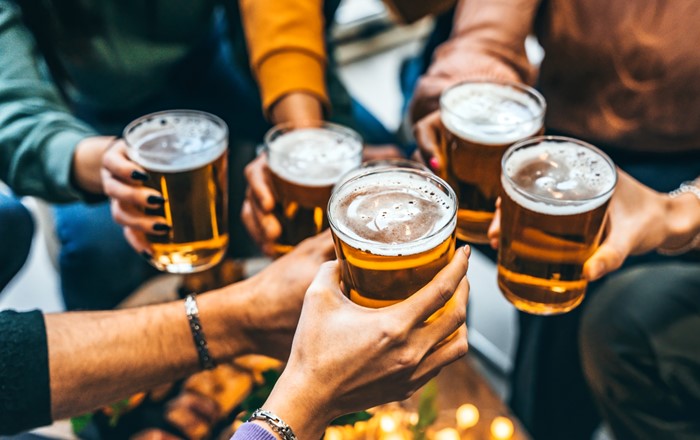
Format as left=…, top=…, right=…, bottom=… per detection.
left=440, top=80, right=546, bottom=243
left=266, top=122, right=363, bottom=254
left=497, top=136, right=617, bottom=315
left=124, top=110, right=229, bottom=273
left=328, top=168, right=457, bottom=308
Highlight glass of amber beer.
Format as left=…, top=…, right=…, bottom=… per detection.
left=328, top=167, right=457, bottom=308
left=440, top=80, right=546, bottom=244
left=266, top=121, right=363, bottom=254
left=124, top=110, right=229, bottom=273
left=497, top=136, right=617, bottom=315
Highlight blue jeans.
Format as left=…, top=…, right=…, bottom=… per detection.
left=0, top=194, right=34, bottom=292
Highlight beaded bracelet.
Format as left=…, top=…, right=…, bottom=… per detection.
left=657, top=180, right=700, bottom=256
left=184, top=293, right=216, bottom=370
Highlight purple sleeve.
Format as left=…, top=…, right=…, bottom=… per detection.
left=231, top=422, right=278, bottom=440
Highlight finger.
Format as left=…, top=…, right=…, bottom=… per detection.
left=584, top=236, right=630, bottom=281
left=418, top=275, right=469, bottom=346
left=247, top=187, right=282, bottom=243
left=488, top=197, right=502, bottom=250
left=412, top=325, right=469, bottom=383
left=173, top=392, right=220, bottom=426
left=241, top=199, right=267, bottom=247
left=124, top=227, right=153, bottom=258
left=102, top=141, right=150, bottom=183
left=413, top=111, right=443, bottom=173
left=244, top=156, right=275, bottom=212
left=104, top=175, right=165, bottom=210
left=111, top=199, right=169, bottom=234
left=400, top=245, right=471, bottom=325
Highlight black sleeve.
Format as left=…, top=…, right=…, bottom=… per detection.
left=0, top=309, right=51, bottom=434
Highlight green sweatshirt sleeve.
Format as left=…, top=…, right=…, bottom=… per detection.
left=0, top=1, right=97, bottom=202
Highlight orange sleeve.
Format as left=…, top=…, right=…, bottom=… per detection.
left=239, top=0, right=330, bottom=116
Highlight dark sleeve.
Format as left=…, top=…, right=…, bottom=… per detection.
left=0, top=309, right=51, bottom=434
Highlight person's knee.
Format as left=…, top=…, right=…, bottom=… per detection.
left=580, top=266, right=663, bottom=394
left=0, top=198, right=34, bottom=287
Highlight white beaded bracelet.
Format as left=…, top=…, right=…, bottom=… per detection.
left=657, top=180, right=700, bottom=256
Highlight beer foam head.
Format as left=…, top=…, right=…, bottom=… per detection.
left=125, top=111, right=227, bottom=172
left=441, top=82, right=544, bottom=145
left=329, top=170, right=457, bottom=256
left=268, top=127, right=363, bottom=187
left=502, top=139, right=617, bottom=215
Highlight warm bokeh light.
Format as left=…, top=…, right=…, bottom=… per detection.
left=380, top=414, right=398, bottom=433
left=435, top=427, right=461, bottom=440
left=408, top=412, right=420, bottom=426
left=490, top=416, right=514, bottom=439
left=324, top=426, right=343, bottom=440
left=455, top=403, right=479, bottom=430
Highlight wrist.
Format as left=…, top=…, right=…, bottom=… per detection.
left=269, top=92, right=324, bottom=126
left=661, top=187, right=700, bottom=253
left=262, top=369, right=334, bottom=440
left=196, top=287, right=253, bottom=362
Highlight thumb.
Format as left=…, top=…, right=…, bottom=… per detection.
left=584, top=237, right=630, bottom=281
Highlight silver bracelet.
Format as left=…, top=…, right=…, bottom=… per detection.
left=184, top=293, right=217, bottom=370
left=248, top=409, right=298, bottom=440
left=657, top=180, right=700, bottom=256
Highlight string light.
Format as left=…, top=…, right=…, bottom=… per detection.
left=455, top=403, right=479, bottom=430
left=490, top=416, right=514, bottom=439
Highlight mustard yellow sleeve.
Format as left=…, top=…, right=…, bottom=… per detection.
left=240, top=0, right=329, bottom=115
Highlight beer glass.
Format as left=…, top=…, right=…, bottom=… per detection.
left=124, top=110, right=229, bottom=273
left=328, top=168, right=458, bottom=308
left=440, top=80, right=546, bottom=244
left=497, top=136, right=617, bottom=315
left=266, top=121, right=363, bottom=254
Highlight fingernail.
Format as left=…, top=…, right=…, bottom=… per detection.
left=147, top=195, right=165, bottom=205
left=428, top=157, right=440, bottom=171
left=131, top=170, right=149, bottom=181
left=140, top=251, right=152, bottom=260
left=462, top=245, right=471, bottom=256
left=153, top=223, right=171, bottom=232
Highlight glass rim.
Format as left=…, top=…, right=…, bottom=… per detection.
left=440, top=79, right=547, bottom=127
left=263, top=120, right=363, bottom=160
left=501, top=135, right=618, bottom=206
left=122, top=109, right=228, bottom=147
left=328, top=167, right=457, bottom=255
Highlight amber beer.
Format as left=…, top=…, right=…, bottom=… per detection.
left=497, top=136, right=617, bottom=315
left=124, top=110, right=228, bottom=273
left=440, top=81, right=545, bottom=243
left=328, top=168, right=457, bottom=308
left=267, top=122, right=362, bottom=254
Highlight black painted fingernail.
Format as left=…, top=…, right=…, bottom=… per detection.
left=131, top=170, right=149, bottom=181
left=141, top=251, right=152, bottom=260
left=147, top=195, right=165, bottom=205
left=153, top=223, right=171, bottom=232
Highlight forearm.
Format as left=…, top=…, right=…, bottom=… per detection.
left=269, top=92, right=324, bottom=125
left=46, top=289, right=251, bottom=420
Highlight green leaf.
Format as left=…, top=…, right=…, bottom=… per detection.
left=239, top=369, right=282, bottom=420
left=331, top=411, right=373, bottom=426
left=70, top=413, right=93, bottom=435
left=411, top=380, right=438, bottom=440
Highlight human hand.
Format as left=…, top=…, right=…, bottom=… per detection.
left=233, top=230, right=336, bottom=360
left=412, top=110, right=444, bottom=173
left=260, top=245, right=471, bottom=439
left=72, top=135, right=117, bottom=195
left=584, top=171, right=699, bottom=280
left=241, top=154, right=281, bottom=255
left=101, top=139, right=168, bottom=256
